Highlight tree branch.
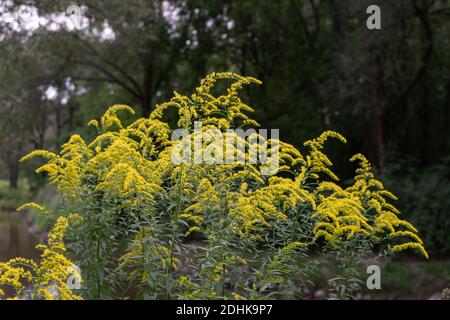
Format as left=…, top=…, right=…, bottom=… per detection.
left=387, top=0, right=433, bottom=110
left=73, top=60, right=142, bottom=99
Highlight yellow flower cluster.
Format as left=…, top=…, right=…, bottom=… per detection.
left=151, top=72, right=261, bottom=131
left=310, top=153, right=428, bottom=258
left=348, top=154, right=428, bottom=258
left=20, top=71, right=428, bottom=290
left=0, top=217, right=83, bottom=300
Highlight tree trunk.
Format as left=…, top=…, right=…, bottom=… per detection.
left=366, top=46, right=385, bottom=171
left=141, top=96, right=152, bottom=118
left=141, top=68, right=153, bottom=117
left=9, top=161, right=19, bottom=189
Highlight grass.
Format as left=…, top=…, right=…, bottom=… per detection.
left=367, top=259, right=450, bottom=299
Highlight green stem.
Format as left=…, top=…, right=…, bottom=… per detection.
left=167, top=164, right=185, bottom=299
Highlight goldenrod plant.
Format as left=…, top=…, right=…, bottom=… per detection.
left=0, top=216, right=83, bottom=300
left=9, top=73, right=427, bottom=300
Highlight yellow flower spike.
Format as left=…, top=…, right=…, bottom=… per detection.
left=87, top=119, right=99, bottom=128
left=390, top=243, right=429, bottom=259
left=98, top=104, right=135, bottom=131
left=16, top=202, right=48, bottom=216
left=20, top=149, right=58, bottom=162
left=184, top=226, right=201, bottom=237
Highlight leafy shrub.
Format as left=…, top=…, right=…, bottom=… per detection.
left=7, top=73, right=427, bottom=300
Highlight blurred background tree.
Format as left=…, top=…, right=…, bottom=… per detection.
left=0, top=0, right=449, bottom=256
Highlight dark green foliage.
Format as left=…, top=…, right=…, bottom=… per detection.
left=383, top=156, right=450, bottom=256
